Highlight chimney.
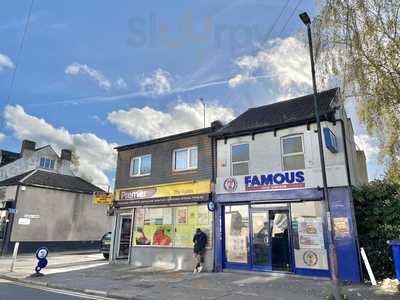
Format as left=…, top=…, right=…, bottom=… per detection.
left=61, top=149, right=72, bottom=161
left=211, top=120, right=223, bottom=131
left=20, top=140, right=36, bottom=157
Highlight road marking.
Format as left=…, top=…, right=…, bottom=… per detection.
left=1, top=278, right=115, bottom=300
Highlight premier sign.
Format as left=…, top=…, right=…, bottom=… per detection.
left=245, top=171, right=305, bottom=191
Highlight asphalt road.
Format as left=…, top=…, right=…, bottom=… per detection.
left=0, top=279, right=115, bottom=300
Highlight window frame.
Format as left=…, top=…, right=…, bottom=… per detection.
left=172, top=146, right=198, bottom=172
left=281, top=134, right=305, bottom=171
left=230, top=142, right=250, bottom=176
left=39, top=157, right=56, bottom=170
left=130, top=154, right=152, bottom=177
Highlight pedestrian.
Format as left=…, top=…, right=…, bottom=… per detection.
left=193, top=228, right=207, bottom=273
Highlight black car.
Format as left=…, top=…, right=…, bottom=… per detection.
left=100, top=232, right=111, bottom=259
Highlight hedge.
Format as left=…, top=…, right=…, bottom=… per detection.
left=353, top=180, right=400, bottom=280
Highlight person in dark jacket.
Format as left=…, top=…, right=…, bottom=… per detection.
left=193, top=228, right=207, bottom=273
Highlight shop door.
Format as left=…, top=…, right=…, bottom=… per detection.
left=250, top=209, right=291, bottom=272
left=116, top=214, right=132, bottom=259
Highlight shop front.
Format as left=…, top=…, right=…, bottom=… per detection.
left=214, top=172, right=362, bottom=282
left=112, top=180, right=214, bottom=270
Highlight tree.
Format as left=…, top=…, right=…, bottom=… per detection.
left=314, top=0, right=400, bottom=177
left=70, top=150, right=93, bottom=183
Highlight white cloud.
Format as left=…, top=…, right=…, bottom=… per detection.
left=354, top=134, right=379, bottom=162
left=0, top=53, right=14, bottom=71
left=4, top=105, right=117, bottom=189
left=228, top=37, right=313, bottom=91
left=65, top=63, right=112, bottom=90
left=107, top=101, right=235, bottom=140
left=115, top=78, right=128, bottom=89
left=139, top=68, right=172, bottom=96
left=228, top=74, right=256, bottom=88
left=0, top=132, right=5, bottom=142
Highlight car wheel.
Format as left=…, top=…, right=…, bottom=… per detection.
left=103, top=253, right=109, bottom=260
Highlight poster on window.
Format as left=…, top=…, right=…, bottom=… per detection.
left=227, top=236, right=248, bottom=263
left=176, top=207, right=188, bottom=224
left=297, top=217, right=324, bottom=249
left=197, top=205, right=209, bottom=225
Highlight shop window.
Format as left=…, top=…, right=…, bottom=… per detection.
left=281, top=135, right=305, bottom=170
left=173, top=147, right=198, bottom=171
left=224, top=205, right=249, bottom=263
left=130, top=155, right=151, bottom=177
left=39, top=157, right=55, bottom=169
left=174, top=205, right=212, bottom=248
left=290, top=201, right=328, bottom=270
left=133, top=205, right=212, bottom=248
left=231, top=143, right=249, bottom=176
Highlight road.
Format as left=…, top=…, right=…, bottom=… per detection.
left=0, top=278, right=115, bottom=300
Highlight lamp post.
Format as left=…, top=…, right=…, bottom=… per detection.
left=299, top=12, right=341, bottom=300
left=200, top=98, right=206, bottom=128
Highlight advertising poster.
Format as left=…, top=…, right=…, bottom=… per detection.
left=297, top=217, right=324, bottom=249
left=228, top=236, right=248, bottom=263
left=334, top=217, right=350, bottom=238
left=176, top=207, right=188, bottom=224
left=197, top=205, right=209, bottom=225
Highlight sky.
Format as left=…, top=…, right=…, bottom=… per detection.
left=0, top=0, right=382, bottom=189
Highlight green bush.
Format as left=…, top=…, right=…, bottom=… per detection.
left=353, top=180, right=400, bottom=280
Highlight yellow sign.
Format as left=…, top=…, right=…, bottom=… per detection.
left=94, top=192, right=113, bottom=204
left=115, top=180, right=211, bottom=201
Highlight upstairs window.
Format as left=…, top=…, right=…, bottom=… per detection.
left=173, top=147, right=198, bottom=171
left=281, top=135, right=305, bottom=170
left=130, top=155, right=151, bottom=176
left=39, top=157, right=55, bottom=169
left=231, top=143, right=249, bottom=176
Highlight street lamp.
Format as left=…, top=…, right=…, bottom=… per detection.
left=200, top=98, right=206, bottom=128
left=299, top=12, right=341, bottom=300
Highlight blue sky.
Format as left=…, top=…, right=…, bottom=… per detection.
left=0, top=0, right=382, bottom=188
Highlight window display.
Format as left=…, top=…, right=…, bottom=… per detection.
left=133, top=205, right=212, bottom=248
left=291, top=201, right=328, bottom=270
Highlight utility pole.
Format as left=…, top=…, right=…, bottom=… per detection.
left=200, top=98, right=206, bottom=128
left=299, top=12, right=341, bottom=300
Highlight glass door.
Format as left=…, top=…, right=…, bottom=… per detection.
left=116, top=214, right=132, bottom=259
left=251, top=210, right=271, bottom=269
left=250, top=208, right=291, bottom=271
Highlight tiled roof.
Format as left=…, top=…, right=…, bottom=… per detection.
left=0, top=150, right=20, bottom=167
left=211, top=88, right=340, bottom=138
left=0, top=169, right=104, bottom=194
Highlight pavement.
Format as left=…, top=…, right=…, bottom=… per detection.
left=0, top=252, right=399, bottom=300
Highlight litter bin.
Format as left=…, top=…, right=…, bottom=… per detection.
left=390, top=240, right=400, bottom=280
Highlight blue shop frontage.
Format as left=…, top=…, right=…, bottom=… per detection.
left=213, top=175, right=362, bottom=283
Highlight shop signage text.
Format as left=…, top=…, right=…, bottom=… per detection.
left=94, top=192, right=113, bottom=204
left=116, top=180, right=211, bottom=204
left=244, top=171, right=305, bottom=191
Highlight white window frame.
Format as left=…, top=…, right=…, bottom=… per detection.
left=39, top=157, right=55, bottom=170
left=130, top=154, right=151, bottom=177
left=172, top=146, right=198, bottom=172
left=230, top=143, right=250, bottom=176
left=281, top=134, right=305, bottom=171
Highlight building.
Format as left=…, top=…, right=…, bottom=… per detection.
left=111, top=125, right=221, bottom=270
left=0, top=140, right=74, bottom=181
left=211, top=88, right=367, bottom=283
left=0, top=140, right=112, bottom=254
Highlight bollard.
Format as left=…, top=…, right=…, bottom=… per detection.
left=9, top=242, right=20, bottom=272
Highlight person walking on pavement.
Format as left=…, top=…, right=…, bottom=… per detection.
left=193, top=228, right=207, bottom=273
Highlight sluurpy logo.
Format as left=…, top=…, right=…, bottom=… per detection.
left=223, top=177, right=238, bottom=192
